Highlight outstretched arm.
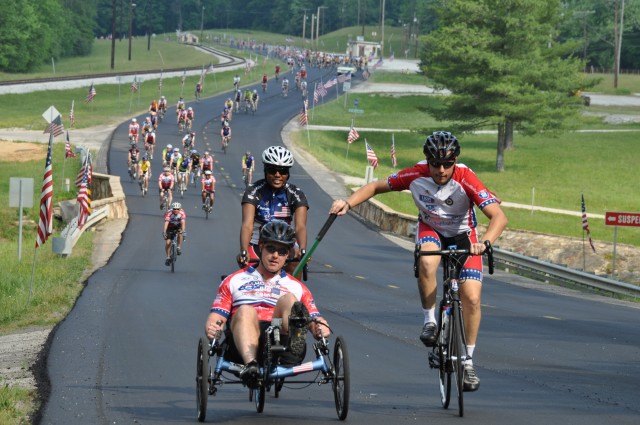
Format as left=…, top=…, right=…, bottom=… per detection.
left=329, top=179, right=391, bottom=216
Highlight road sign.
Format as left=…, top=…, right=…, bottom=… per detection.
left=605, top=211, right=640, bottom=227
left=42, top=106, right=60, bottom=123
left=348, top=109, right=364, bottom=114
left=343, top=81, right=351, bottom=92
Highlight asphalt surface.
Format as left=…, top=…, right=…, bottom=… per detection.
left=36, top=67, right=640, bottom=425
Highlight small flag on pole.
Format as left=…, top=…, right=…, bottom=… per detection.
left=313, top=83, right=319, bottom=104
left=43, top=115, right=65, bottom=138
left=581, top=194, right=596, bottom=253
left=75, top=155, right=93, bottom=187
left=299, top=99, right=308, bottom=127
left=391, top=134, right=397, bottom=168
left=347, top=124, right=360, bottom=144
left=131, top=76, right=138, bottom=92
left=365, top=140, right=379, bottom=169
left=323, top=78, right=337, bottom=89
left=36, top=131, right=54, bottom=248
left=85, top=83, right=96, bottom=103
left=65, top=132, right=76, bottom=158
left=77, top=171, right=92, bottom=229
left=69, top=100, right=75, bottom=127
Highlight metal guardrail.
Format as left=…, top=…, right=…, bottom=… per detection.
left=493, top=247, right=640, bottom=298
left=53, top=207, right=108, bottom=256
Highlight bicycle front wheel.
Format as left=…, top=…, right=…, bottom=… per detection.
left=196, top=337, right=209, bottom=422
left=171, top=241, right=176, bottom=273
left=438, top=305, right=452, bottom=408
left=450, top=303, right=465, bottom=417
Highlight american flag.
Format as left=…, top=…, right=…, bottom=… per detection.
left=337, top=73, right=352, bottom=84
left=77, top=172, right=92, bottom=229
left=323, top=78, right=337, bottom=89
left=36, top=131, right=54, bottom=248
left=391, top=134, right=397, bottom=168
left=316, top=83, right=327, bottom=98
left=299, top=99, right=308, bottom=127
left=131, top=77, right=138, bottom=92
left=581, top=194, right=596, bottom=253
left=313, top=85, right=319, bottom=104
left=65, top=132, right=76, bottom=158
left=389, top=52, right=395, bottom=62
left=373, top=58, right=383, bottom=70
left=43, top=114, right=65, bottom=138
left=85, top=83, right=96, bottom=103
left=365, top=141, right=379, bottom=169
left=75, top=155, right=92, bottom=187
left=69, top=100, right=75, bottom=127
left=347, top=125, right=360, bottom=144
left=207, top=64, right=215, bottom=73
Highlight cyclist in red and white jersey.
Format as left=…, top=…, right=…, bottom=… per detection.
left=201, top=151, right=214, bottom=173
left=201, top=170, right=216, bottom=209
left=329, top=131, right=507, bottom=393
left=158, top=167, right=175, bottom=209
left=128, top=118, right=140, bottom=144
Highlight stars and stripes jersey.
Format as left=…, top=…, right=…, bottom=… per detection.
left=210, top=267, right=320, bottom=322
left=158, top=172, right=175, bottom=189
left=129, top=123, right=139, bottom=135
left=201, top=176, right=216, bottom=192
left=241, top=179, right=309, bottom=245
left=387, top=161, right=500, bottom=238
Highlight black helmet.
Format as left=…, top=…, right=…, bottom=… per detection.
left=259, top=220, right=296, bottom=247
left=423, top=131, right=460, bottom=160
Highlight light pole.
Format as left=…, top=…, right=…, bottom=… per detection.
left=110, top=0, right=116, bottom=69
left=302, top=11, right=307, bottom=48
left=310, top=14, right=315, bottom=50
left=128, top=1, right=136, bottom=61
left=316, top=6, right=327, bottom=50
left=200, top=5, right=205, bottom=42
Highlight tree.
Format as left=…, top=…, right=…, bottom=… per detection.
left=421, top=0, right=596, bottom=172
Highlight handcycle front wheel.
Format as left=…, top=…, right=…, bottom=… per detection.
left=332, top=336, right=350, bottom=420
left=196, top=337, right=210, bottom=422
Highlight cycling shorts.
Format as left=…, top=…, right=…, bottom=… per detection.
left=416, top=221, right=483, bottom=282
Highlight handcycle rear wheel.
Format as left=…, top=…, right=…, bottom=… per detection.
left=451, top=304, right=465, bottom=417
left=332, top=336, right=350, bottom=420
left=196, top=337, right=209, bottom=422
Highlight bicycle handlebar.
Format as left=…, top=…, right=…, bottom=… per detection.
left=413, top=240, right=495, bottom=277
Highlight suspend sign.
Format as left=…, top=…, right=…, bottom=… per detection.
left=605, top=212, right=640, bottom=227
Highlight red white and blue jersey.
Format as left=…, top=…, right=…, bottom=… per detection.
left=210, top=267, right=320, bottom=322
left=163, top=209, right=186, bottom=229
left=387, top=161, right=500, bottom=238
left=201, top=176, right=216, bottom=192
left=158, top=172, right=175, bottom=189
left=241, top=180, right=309, bottom=245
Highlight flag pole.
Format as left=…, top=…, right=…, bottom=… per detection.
left=346, top=118, right=354, bottom=159
left=312, top=83, right=317, bottom=120
left=28, top=248, right=38, bottom=304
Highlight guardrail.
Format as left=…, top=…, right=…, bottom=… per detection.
left=493, top=248, right=640, bottom=298
left=53, top=207, right=108, bottom=256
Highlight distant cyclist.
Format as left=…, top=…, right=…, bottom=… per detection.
left=220, top=122, right=232, bottom=149
left=201, top=170, right=216, bottom=210
left=163, top=202, right=186, bottom=265
left=128, top=118, right=140, bottom=144
left=242, top=150, right=255, bottom=186
left=158, top=167, right=175, bottom=210
left=183, top=131, right=196, bottom=155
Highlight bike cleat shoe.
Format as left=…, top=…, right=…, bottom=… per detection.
left=177, top=247, right=182, bottom=255
left=165, top=257, right=171, bottom=266
left=240, top=360, right=259, bottom=389
left=463, top=364, right=480, bottom=392
left=287, top=301, right=310, bottom=358
left=420, top=322, right=438, bottom=347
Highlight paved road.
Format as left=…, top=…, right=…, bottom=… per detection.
left=37, top=66, right=640, bottom=425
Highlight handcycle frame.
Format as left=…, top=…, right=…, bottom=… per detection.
left=196, top=315, right=350, bottom=422
left=414, top=241, right=494, bottom=417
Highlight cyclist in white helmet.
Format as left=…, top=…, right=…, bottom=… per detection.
left=163, top=202, right=186, bottom=265
left=238, top=146, right=309, bottom=276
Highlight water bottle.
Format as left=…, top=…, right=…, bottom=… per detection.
left=441, top=305, right=451, bottom=345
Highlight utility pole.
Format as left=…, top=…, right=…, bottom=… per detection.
left=111, top=0, right=116, bottom=69
left=302, top=10, right=307, bottom=48
left=316, top=6, right=326, bottom=50
left=311, top=14, right=315, bottom=51
left=614, top=0, right=625, bottom=89
left=380, top=0, right=385, bottom=58
left=147, top=0, right=152, bottom=51
left=200, top=4, right=205, bottom=42
left=128, top=0, right=135, bottom=61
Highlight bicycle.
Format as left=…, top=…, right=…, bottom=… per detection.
left=221, top=136, right=230, bottom=154
left=160, top=189, right=172, bottom=212
left=196, top=314, right=349, bottom=422
left=191, top=164, right=201, bottom=187
left=242, top=168, right=253, bottom=188
left=203, top=195, right=213, bottom=220
left=414, top=241, right=494, bottom=417
left=165, top=230, right=183, bottom=273
left=139, top=171, right=149, bottom=197
left=178, top=172, right=188, bottom=198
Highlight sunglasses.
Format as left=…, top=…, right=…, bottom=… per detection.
left=264, top=244, right=290, bottom=256
left=428, top=160, right=456, bottom=169
left=265, top=166, right=290, bottom=176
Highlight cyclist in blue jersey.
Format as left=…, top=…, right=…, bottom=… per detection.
left=237, top=146, right=308, bottom=275
left=241, top=150, right=255, bottom=186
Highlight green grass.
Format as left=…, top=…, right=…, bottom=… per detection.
left=0, top=385, right=33, bottom=425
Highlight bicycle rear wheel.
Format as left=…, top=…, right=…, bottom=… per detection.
left=205, top=198, right=210, bottom=220
left=450, top=303, right=465, bottom=417
left=170, top=241, right=176, bottom=273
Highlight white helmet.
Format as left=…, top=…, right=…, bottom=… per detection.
left=262, top=146, right=294, bottom=167
left=253, top=89, right=257, bottom=94
left=188, top=107, right=193, bottom=111
left=167, top=144, right=173, bottom=149
left=171, top=202, right=182, bottom=210
left=132, top=118, right=137, bottom=122
left=204, top=170, right=212, bottom=176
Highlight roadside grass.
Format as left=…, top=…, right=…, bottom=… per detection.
left=0, top=385, right=33, bottom=425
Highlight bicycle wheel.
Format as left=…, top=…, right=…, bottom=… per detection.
left=333, top=336, right=350, bottom=420
left=170, top=241, right=176, bottom=273
left=450, top=303, right=465, bottom=417
left=253, top=385, right=265, bottom=413
left=437, top=305, right=452, bottom=408
left=196, top=337, right=209, bottom=422
left=205, top=198, right=210, bottom=220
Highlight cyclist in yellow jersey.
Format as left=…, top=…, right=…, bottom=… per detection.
left=138, top=154, right=152, bottom=194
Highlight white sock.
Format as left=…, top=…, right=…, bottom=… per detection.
left=466, top=345, right=475, bottom=364
left=423, top=308, right=436, bottom=325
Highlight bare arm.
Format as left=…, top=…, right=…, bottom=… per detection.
left=471, top=203, right=508, bottom=255
left=205, top=312, right=226, bottom=340
left=240, top=203, right=256, bottom=253
left=293, top=207, right=308, bottom=251
left=329, top=179, right=392, bottom=215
